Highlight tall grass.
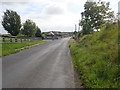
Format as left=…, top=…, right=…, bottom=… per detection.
left=70, top=23, right=119, bottom=88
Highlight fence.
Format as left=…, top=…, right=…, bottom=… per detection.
left=0, top=35, right=42, bottom=43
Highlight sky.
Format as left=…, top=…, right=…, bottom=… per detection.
left=0, top=0, right=119, bottom=34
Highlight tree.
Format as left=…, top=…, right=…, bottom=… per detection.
left=79, top=0, right=114, bottom=35
left=2, top=9, right=21, bottom=36
left=35, top=26, right=42, bottom=37
left=21, top=19, right=37, bottom=37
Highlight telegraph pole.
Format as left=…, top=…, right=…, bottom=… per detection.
left=78, top=25, right=80, bottom=32
left=118, top=1, right=120, bottom=30
left=75, top=24, right=77, bottom=31
left=118, top=1, right=120, bottom=21
left=74, top=24, right=77, bottom=39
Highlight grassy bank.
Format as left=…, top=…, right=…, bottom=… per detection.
left=1, top=40, right=47, bottom=56
left=70, top=23, right=119, bottom=88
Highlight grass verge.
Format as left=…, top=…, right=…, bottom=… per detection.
left=1, top=40, right=47, bottom=56
left=70, top=23, right=119, bottom=88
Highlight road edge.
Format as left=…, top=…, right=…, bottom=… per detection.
left=68, top=38, right=84, bottom=88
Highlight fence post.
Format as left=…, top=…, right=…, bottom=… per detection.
left=3, top=38, right=5, bottom=42
left=10, top=38, right=12, bottom=42
left=15, top=38, right=17, bottom=42
left=21, top=39, right=22, bottom=43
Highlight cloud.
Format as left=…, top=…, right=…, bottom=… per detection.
left=0, top=2, right=29, bottom=14
left=0, top=0, right=119, bottom=34
left=1, top=0, right=40, bottom=2
left=44, top=5, right=64, bottom=15
left=105, top=0, right=119, bottom=13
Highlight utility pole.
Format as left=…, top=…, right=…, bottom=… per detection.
left=74, top=24, right=77, bottom=39
left=78, top=25, right=80, bottom=32
left=118, top=1, right=120, bottom=21
left=75, top=24, right=77, bottom=31
left=118, top=1, right=120, bottom=29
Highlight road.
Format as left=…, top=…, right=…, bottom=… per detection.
left=2, top=38, right=75, bottom=88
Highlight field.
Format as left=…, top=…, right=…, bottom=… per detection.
left=70, top=23, right=119, bottom=88
left=1, top=40, right=47, bottom=56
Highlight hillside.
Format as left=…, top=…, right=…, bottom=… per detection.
left=70, top=23, right=119, bottom=88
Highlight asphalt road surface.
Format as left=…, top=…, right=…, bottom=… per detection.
left=2, top=38, right=75, bottom=88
